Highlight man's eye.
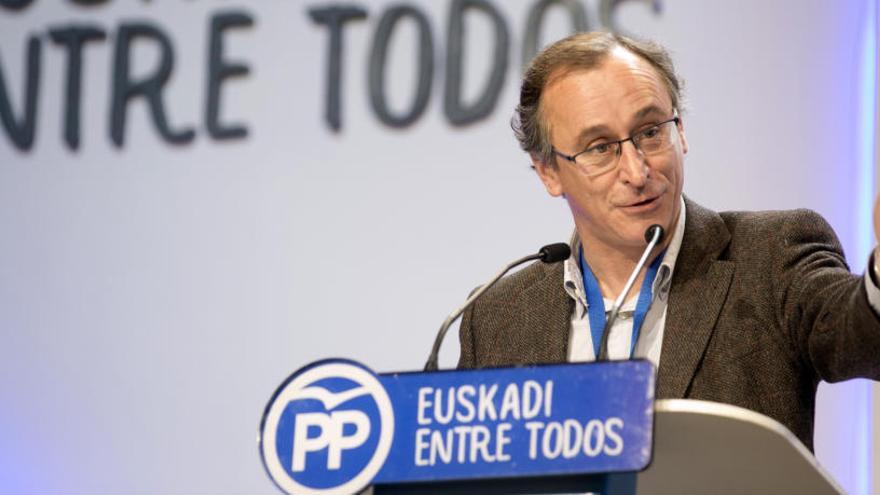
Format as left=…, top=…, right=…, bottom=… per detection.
left=586, top=143, right=612, bottom=154
left=641, top=127, right=661, bottom=139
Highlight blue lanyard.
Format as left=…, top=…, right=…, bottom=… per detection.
left=579, top=247, right=666, bottom=358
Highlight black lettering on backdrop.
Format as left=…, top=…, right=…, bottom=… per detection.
left=0, top=36, right=40, bottom=151
left=49, top=25, right=107, bottom=150
left=368, top=6, right=433, bottom=128
left=206, top=11, right=254, bottom=140
left=110, top=22, right=195, bottom=147
left=2, top=0, right=160, bottom=9
left=0, top=0, right=664, bottom=149
left=308, top=5, right=367, bottom=132
left=522, top=0, right=587, bottom=68
left=0, top=0, right=34, bottom=11
left=444, top=0, right=509, bottom=126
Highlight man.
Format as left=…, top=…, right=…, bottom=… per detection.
left=457, top=32, right=880, bottom=451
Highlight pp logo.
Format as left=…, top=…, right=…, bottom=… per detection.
left=260, top=360, right=394, bottom=495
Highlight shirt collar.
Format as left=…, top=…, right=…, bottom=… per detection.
left=563, top=196, right=687, bottom=307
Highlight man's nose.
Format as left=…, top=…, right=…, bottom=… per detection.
left=617, top=139, right=649, bottom=186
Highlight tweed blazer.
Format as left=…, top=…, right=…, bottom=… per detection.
left=458, top=199, right=880, bottom=450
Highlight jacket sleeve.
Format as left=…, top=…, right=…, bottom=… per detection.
left=775, top=209, right=880, bottom=382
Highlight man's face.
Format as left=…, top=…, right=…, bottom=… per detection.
left=534, top=47, right=687, bottom=256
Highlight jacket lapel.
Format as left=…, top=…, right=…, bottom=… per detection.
left=516, top=263, right=573, bottom=363
left=657, top=199, right=734, bottom=398
left=499, top=229, right=582, bottom=365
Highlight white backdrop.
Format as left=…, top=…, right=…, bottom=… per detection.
left=0, top=0, right=876, bottom=493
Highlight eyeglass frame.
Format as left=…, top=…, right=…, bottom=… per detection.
left=551, top=116, right=681, bottom=173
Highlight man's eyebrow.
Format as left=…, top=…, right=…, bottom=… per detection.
left=575, top=124, right=612, bottom=145
left=570, top=106, right=670, bottom=146
left=633, top=105, right=667, bottom=121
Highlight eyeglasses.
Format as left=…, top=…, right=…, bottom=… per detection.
left=552, top=116, right=680, bottom=176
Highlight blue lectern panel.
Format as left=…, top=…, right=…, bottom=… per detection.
left=259, top=359, right=654, bottom=495
left=375, top=361, right=654, bottom=483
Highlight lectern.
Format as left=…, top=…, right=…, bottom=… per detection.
left=259, top=360, right=842, bottom=495
left=637, top=399, right=842, bottom=494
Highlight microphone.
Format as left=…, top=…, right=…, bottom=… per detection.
left=596, top=224, right=665, bottom=361
left=538, top=243, right=572, bottom=263
left=423, top=243, right=571, bottom=371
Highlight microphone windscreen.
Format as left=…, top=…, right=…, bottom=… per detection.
left=644, top=224, right=665, bottom=244
left=539, top=243, right=571, bottom=263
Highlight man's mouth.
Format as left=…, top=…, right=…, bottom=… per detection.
left=627, top=196, right=658, bottom=207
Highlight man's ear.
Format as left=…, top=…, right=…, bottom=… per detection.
left=531, top=155, right=564, bottom=197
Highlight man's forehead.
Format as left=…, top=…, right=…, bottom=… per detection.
left=539, top=53, right=675, bottom=147
left=542, top=52, right=671, bottom=120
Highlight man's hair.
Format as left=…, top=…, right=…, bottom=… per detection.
left=513, top=32, right=683, bottom=167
